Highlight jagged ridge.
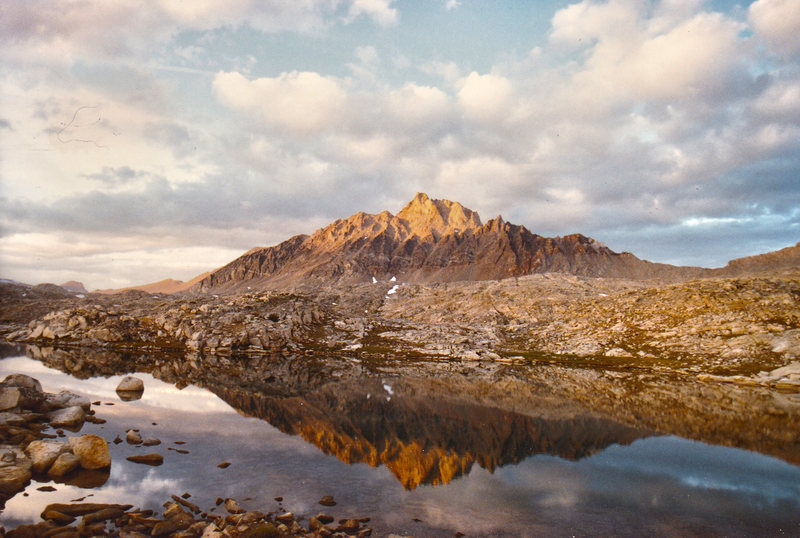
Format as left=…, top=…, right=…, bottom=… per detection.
left=193, top=193, right=764, bottom=293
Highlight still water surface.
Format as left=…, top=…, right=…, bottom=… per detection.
left=1, top=355, right=799, bottom=537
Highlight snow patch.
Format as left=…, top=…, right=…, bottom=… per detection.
left=387, top=285, right=399, bottom=295
left=390, top=276, right=396, bottom=282
left=383, top=383, right=394, bottom=395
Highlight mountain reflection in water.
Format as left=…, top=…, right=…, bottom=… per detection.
left=2, top=346, right=800, bottom=536
left=12, top=344, right=651, bottom=489
left=214, top=381, right=650, bottom=489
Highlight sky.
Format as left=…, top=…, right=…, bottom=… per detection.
left=1, top=0, right=798, bottom=290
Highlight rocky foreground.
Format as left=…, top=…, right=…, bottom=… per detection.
left=0, top=372, right=376, bottom=537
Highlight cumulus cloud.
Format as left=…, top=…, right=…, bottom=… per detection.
left=213, top=71, right=347, bottom=135
left=456, top=72, right=516, bottom=125
left=345, top=0, right=398, bottom=26
left=749, top=0, right=800, bottom=55
left=388, top=84, right=453, bottom=129
left=0, top=0, right=401, bottom=65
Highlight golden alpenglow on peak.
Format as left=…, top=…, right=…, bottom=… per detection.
left=396, top=193, right=482, bottom=239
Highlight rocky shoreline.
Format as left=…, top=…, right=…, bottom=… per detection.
left=2, top=270, right=799, bottom=371
left=0, top=372, right=377, bottom=537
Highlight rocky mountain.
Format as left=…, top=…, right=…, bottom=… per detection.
left=59, top=281, right=87, bottom=294
left=713, top=241, right=800, bottom=276
left=195, top=193, right=706, bottom=293
left=95, top=273, right=210, bottom=295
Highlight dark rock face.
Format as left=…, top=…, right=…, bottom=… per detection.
left=195, top=193, right=706, bottom=293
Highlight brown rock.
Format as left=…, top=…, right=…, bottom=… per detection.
left=126, top=430, right=142, bottom=444
left=116, top=376, right=144, bottom=393
left=0, top=445, right=32, bottom=494
left=126, top=453, right=163, bottom=466
left=41, top=509, right=76, bottom=525
left=151, top=511, right=194, bottom=536
left=275, top=512, right=294, bottom=523
left=319, top=495, right=336, bottom=506
left=48, top=452, right=80, bottom=477
left=0, top=387, right=22, bottom=411
left=68, top=434, right=111, bottom=469
left=336, top=519, right=361, bottom=533
left=224, top=498, right=244, bottom=514
left=241, top=523, right=279, bottom=537
left=49, top=406, right=86, bottom=429
left=41, top=503, right=133, bottom=518
left=24, top=439, right=69, bottom=474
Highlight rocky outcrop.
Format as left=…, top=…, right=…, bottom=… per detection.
left=712, top=241, right=800, bottom=276
left=3, top=270, right=799, bottom=374
left=0, top=374, right=111, bottom=506
left=194, top=193, right=707, bottom=293
left=59, top=281, right=87, bottom=294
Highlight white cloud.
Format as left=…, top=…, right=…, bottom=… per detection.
left=213, top=71, right=347, bottom=135
left=551, top=2, right=748, bottom=103
left=457, top=72, right=516, bottom=125
left=346, top=0, right=398, bottom=26
left=388, top=83, right=452, bottom=129
left=749, top=0, right=800, bottom=55
left=356, top=45, right=380, bottom=66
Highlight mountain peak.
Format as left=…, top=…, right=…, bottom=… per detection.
left=397, top=193, right=482, bottom=238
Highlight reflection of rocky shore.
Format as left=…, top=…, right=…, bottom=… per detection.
left=18, top=344, right=800, bottom=476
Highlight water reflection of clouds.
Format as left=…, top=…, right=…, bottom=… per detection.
left=3, top=464, right=181, bottom=525
left=588, top=437, right=800, bottom=505
left=0, top=356, right=236, bottom=414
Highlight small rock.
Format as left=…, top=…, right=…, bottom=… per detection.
left=0, top=446, right=32, bottom=494
left=24, top=439, right=69, bottom=474
left=2, top=374, right=43, bottom=393
left=337, top=519, right=361, bottom=533
left=143, top=438, right=161, bottom=446
left=0, top=387, right=22, bottom=411
left=48, top=452, right=81, bottom=477
left=113, top=436, right=123, bottom=444
left=126, top=430, right=143, bottom=444
left=217, top=462, right=231, bottom=469
left=116, top=376, right=144, bottom=393
left=49, top=406, right=86, bottom=428
left=68, top=434, right=111, bottom=469
left=316, top=514, right=334, bottom=524
left=126, top=453, right=164, bottom=466
left=319, top=495, right=336, bottom=507
left=36, top=485, right=57, bottom=492
left=46, top=390, right=91, bottom=411
left=276, top=512, right=294, bottom=523
left=224, top=498, right=244, bottom=514
left=242, top=522, right=279, bottom=537
left=42, top=509, right=76, bottom=525
left=152, top=511, right=194, bottom=536
left=40, top=502, right=133, bottom=517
